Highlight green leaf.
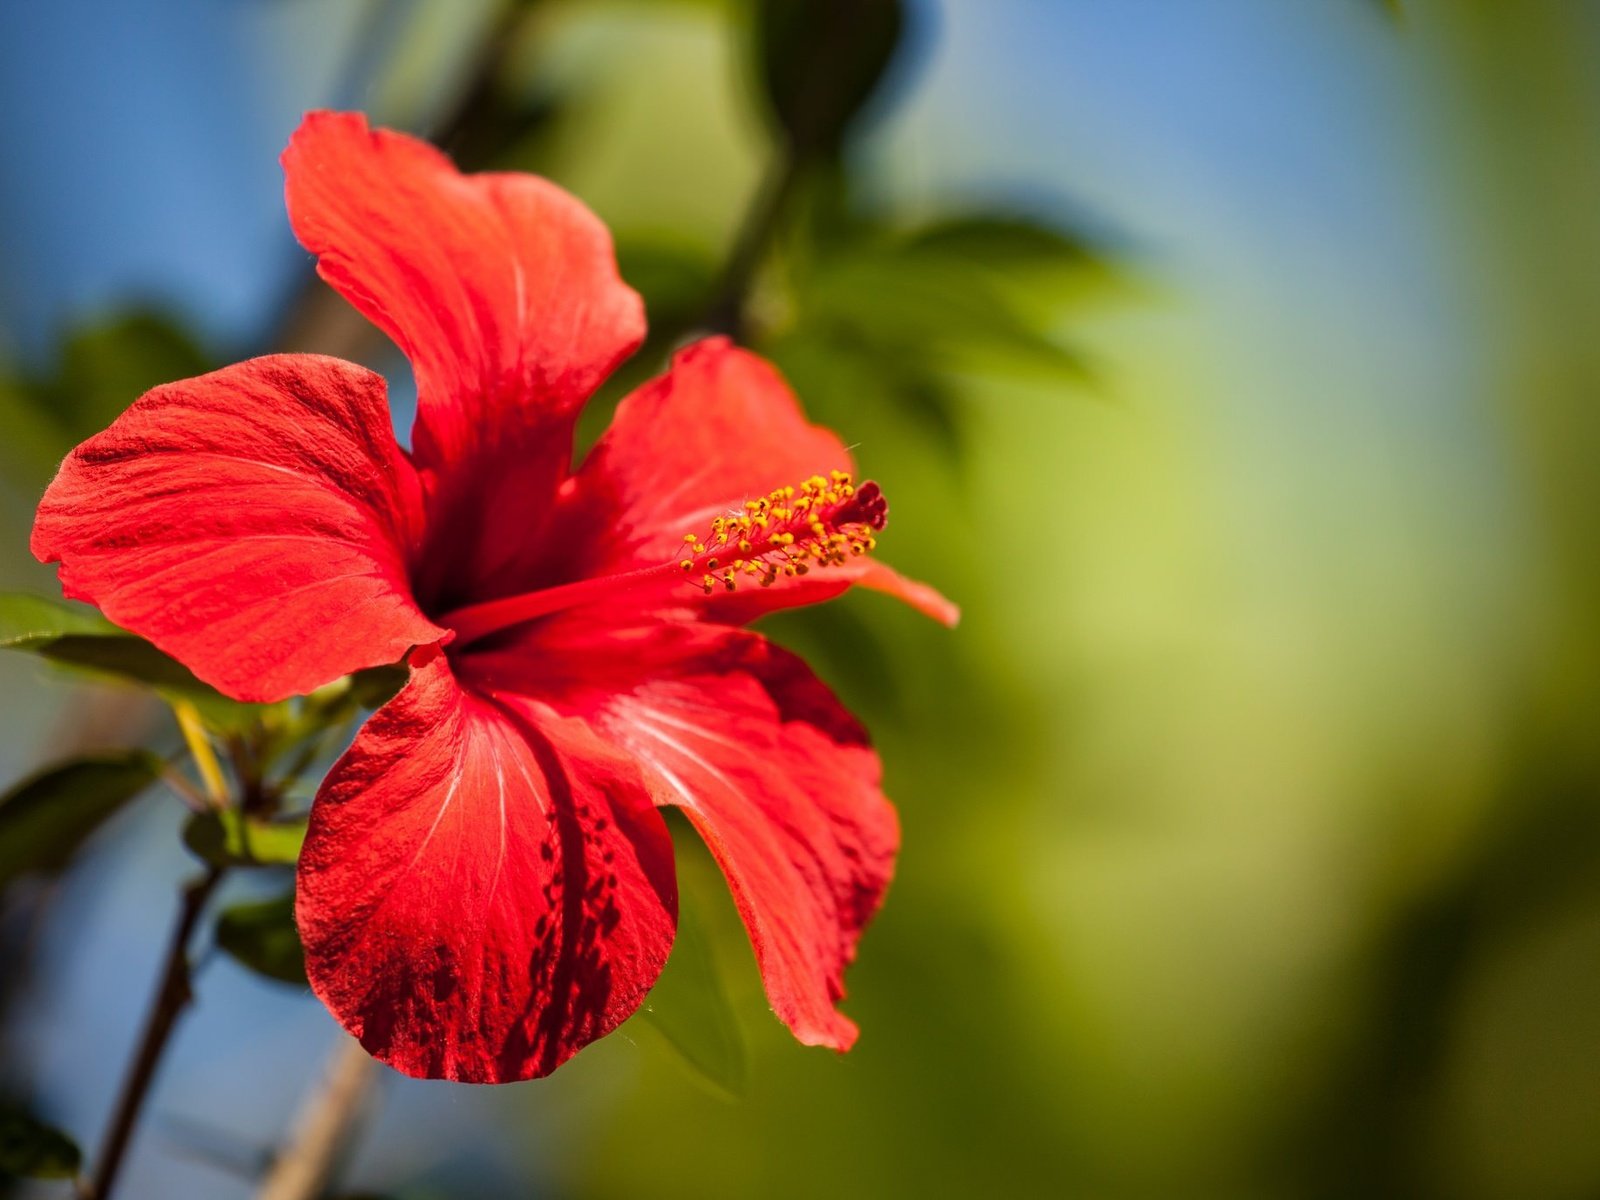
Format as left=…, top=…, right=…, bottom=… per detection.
left=0, top=377, right=70, bottom=486
left=0, top=310, right=211, bottom=487
left=183, top=810, right=307, bottom=868
left=638, top=890, right=747, bottom=1099
left=755, top=0, right=905, bottom=156
left=53, top=313, right=209, bottom=433
left=615, top=235, right=717, bottom=324
left=906, top=214, right=1101, bottom=275
left=41, top=635, right=262, bottom=732
left=0, top=751, right=161, bottom=887
left=764, top=327, right=967, bottom=467
left=347, top=664, right=408, bottom=711
left=215, top=891, right=306, bottom=985
left=802, top=250, right=1089, bottom=379
left=0, top=1105, right=82, bottom=1179
left=0, top=594, right=262, bottom=731
left=0, top=592, right=117, bottom=648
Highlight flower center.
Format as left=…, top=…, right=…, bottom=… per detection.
left=440, top=471, right=889, bottom=648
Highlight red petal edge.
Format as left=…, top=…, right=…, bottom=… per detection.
left=598, top=633, right=896, bottom=1050
left=283, top=111, right=646, bottom=601
left=298, top=648, right=677, bottom=1082
left=30, top=354, right=444, bottom=703
left=282, top=110, right=644, bottom=453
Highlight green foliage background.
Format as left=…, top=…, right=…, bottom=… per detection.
left=3, top=1, right=1600, bottom=1198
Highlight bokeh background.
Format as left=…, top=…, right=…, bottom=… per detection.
left=4, top=1, right=1600, bottom=1197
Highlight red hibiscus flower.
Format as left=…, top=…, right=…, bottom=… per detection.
left=29, top=112, right=956, bottom=1083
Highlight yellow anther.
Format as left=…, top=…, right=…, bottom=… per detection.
left=677, top=474, right=888, bottom=598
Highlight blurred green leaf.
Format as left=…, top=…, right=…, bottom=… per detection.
left=40, top=633, right=212, bottom=692
left=0, top=751, right=161, bottom=887
left=906, top=214, right=1102, bottom=277
left=38, top=635, right=259, bottom=731
left=0, top=593, right=262, bottom=730
left=0, top=379, right=70, bottom=492
left=183, top=810, right=306, bottom=868
left=347, top=664, right=409, bottom=711
left=754, top=0, right=905, bottom=156
left=616, top=236, right=717, bottom=325
left=0, top=310, right=210, bottom=486
left=639, top=887, right=747, bottom=1100
left=0, top=593, right=117, bottom=648
left=214, top=891, right=306, bottom=986
left=0, top=1105, right=81, bottom=1180
left=52, top=312, right=209, bottom=435
left=766, top=326, right=968, bottom=468
left=803, top=249, right=1089, bottom=379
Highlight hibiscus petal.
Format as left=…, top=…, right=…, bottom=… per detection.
left=282, top=111, right=645, bottom=603
left=469, top=621, right=896, bottom=1050
left=31, top=355, right=443, bottom=703
left=566, top=337, right=850, bottom=563
left=298, top=649, right=677, bottom=1083
left=555, top=337, right=955, bottom=626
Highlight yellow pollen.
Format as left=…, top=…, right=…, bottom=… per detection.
left=672, top=471, right=888, bottom=595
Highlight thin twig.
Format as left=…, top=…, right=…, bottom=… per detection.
left=254, top=1036, right=377, bottom=1200
left=88, top=866, right=225, bottom=1200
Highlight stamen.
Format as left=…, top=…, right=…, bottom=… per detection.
left=675, top=472, right=888, bottom=595
left=440, top=472, right=890, bottom=646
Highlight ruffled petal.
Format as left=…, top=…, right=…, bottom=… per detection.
left=297, top=649, right=677, bottom=1083
left=31, top=355, right=443, bottom=703
left=465, top=621, right=896, bottom=1050
left=282, top=110, right=645, bottom=604
left=551, top=337, right=956, bottom=626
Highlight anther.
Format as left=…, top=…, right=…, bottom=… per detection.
left=674, top=472, right=888, bottom=595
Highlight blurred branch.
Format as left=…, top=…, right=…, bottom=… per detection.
left=88, top=867, right=225, bottom=1200
left=702, top=0, right=908, bottom=342
left=701, top=152, right=804, bottom=341
left=254, top=1037, right=376, bottom=1200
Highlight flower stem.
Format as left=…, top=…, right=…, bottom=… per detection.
left=89, top=865, right=225, bottom=1200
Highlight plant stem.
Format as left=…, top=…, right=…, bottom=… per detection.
left=89, top=866, right=225, bottom=1200
left=172, top=700, right=227, bottom=807
left=254, top=1036, right=376, bottom=1200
